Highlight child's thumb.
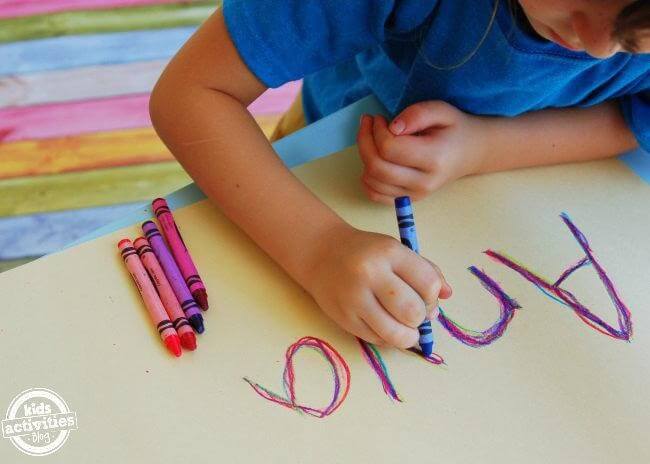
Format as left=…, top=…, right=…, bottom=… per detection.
left=389, top=100, right=458, bottom=136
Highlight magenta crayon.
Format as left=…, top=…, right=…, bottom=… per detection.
left=134, top=237, right=197, bottom=351
left=152, top=198, right=209, bottom=310
left=118, top=238, right=182, bottom=357
left=142, top=220, right=205, bottom=334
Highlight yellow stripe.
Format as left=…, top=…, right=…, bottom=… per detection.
left=0, top=161, right=191, bottom=216
left=0, top=115, right=280, bottom=179
left=0, top=257, right=36, bottom=274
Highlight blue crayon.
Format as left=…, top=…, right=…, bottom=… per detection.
left=394, top=196, right=434, bottom=356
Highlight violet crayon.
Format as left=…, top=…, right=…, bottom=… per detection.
left=142, top=220, right=205, bottom=334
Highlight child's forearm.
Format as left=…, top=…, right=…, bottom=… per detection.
left=477, top=100, right=639, bottom=174
left=149, top=13, right=349, bottom=290
left=151, top=86, right=349, bottom=288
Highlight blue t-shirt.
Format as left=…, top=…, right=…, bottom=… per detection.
left=223, top=0, right=650, bottom=151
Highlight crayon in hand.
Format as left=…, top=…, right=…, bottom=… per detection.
left=118, top=239, right=182, bottom=357
left=134, top=237, right=197, bottom=351
left=394, top=196, right=435, bottom=357
left=152, top=198, right=209, bottom=310
left=142, top=221, right=205, bottom=334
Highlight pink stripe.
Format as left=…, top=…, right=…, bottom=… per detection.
left=0, top=82, right=300, bottom=143
left=0, top=94, right=151, bottom=142
left=0, top=0, right=181, bottom=19
left=248, top=80, right=301, bottom=115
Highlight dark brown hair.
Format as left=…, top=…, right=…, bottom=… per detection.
left=614, top=1, right=650, bottom=52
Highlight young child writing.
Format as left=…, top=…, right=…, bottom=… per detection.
left=149, top=1, right=649, bottom=350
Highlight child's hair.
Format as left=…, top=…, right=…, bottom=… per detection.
left=614, top=1, right=650, bottom=52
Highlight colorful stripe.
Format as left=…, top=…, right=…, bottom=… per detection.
left=1, top=95, right=153, bottom=142
left=0, top=161, right=191, bottom=216
left=0, top=115, right=281, bottom=179
left=0, top=60, right=165, bottom=108
left=247, top=80, right=301, bottom=115
left=0, top=27, right=195, bottom=76
left=0, top=1, right=187, bottom=19
left=0, top=1, right=214, bottom=43
left=0, top=203, right=143, bottom=260
left=357, top=339, right=401, bottom=402
left=0, top=127, right=171, bottom=179
left=0, top=63, right=299, bottom=111
left=244, top=336, right=351, bottom=418
left=1, top=83, right=298, bottom=142
left=0, top=257, right=37, bottom=273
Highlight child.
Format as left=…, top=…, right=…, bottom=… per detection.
left=150, top=1, right=649, bottom=350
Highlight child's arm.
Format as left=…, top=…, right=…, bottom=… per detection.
left=358, top=100, right=638, bottom=204
left=475, top=101, right=637, bottom=173
left=150, top=11, right=451, bottom=348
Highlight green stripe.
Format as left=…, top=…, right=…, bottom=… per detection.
left=0, top=162, right=191, bottom=216
left=0, top=1, right=219, bottom=44
left=0, top=257, right=37, bottom=274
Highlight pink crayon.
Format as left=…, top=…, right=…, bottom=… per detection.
left=134, top=237, right=197, bottom=352
left=152, top=198, right=209, bottom=310
left=118, top=239, right=182, bottom=358
left=142, top=221, right=204, bottom=334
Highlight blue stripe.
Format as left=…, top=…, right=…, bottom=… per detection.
left=0, top=27, right=195, bottom=76
left=621, top=148, right=650, bottom=184
left=0, top=203, right=144, bottom=260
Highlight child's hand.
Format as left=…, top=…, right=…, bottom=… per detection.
left=304, top=225, right=452, bottom=348
left=357, top=101, right=487, bottom=204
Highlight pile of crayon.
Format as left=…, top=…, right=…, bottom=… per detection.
left=118, top=198, right=209, bottom=357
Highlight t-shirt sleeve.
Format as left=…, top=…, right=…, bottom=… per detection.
left=222, top=0, right=436, bottom=88
left=620, top=85, right=650, bottom=152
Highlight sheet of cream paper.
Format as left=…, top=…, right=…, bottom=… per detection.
left=1, top=147, right=649, bottom=463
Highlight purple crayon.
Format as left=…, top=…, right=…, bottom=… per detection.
left=142, top=220, right=205, bottom=334
left=152, top=198, right=209, bottom=310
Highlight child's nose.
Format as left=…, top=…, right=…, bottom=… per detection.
left=571, top=12, right=620, bottom=59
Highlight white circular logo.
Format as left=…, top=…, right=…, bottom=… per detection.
left=2, top=388, right=77, bottom=456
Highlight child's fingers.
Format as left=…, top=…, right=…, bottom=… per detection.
left=389, top=100, right=459, bottom=136
left=358, top=119, right=399, bottom=196
left=358, top=116, right=424, bottom=186
left=425, top=305, right=439, bottom=322
left=332, top=302, right=385, bottom=345
left=349, top=316, right=385, bottom=346
left=372, top=115, right=433, bottom=170
left=392, top=251, right=447, bottom=310
left=362, top=159, right=433, bottom=196
left=373, top=273, right=427, bottom=329
left=360, top=181, right=395, bottom=205
left=422, top=257, right=453, bottom=298
left=357, top=114, right=378, bottom=166
left=361, top=292, right=419, bottom=349
left=355, top=318, right=387, bottom=346
left=357, top=114, right=374, bottom=144
left=361, top=174, right=409, bottom=198
left=361, top=155, right=434, bottom=195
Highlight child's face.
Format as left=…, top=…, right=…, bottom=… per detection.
left=518, top=0, right=649, bottom=57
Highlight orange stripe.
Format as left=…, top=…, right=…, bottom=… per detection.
left=0, top=115, right=280, bottom=180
